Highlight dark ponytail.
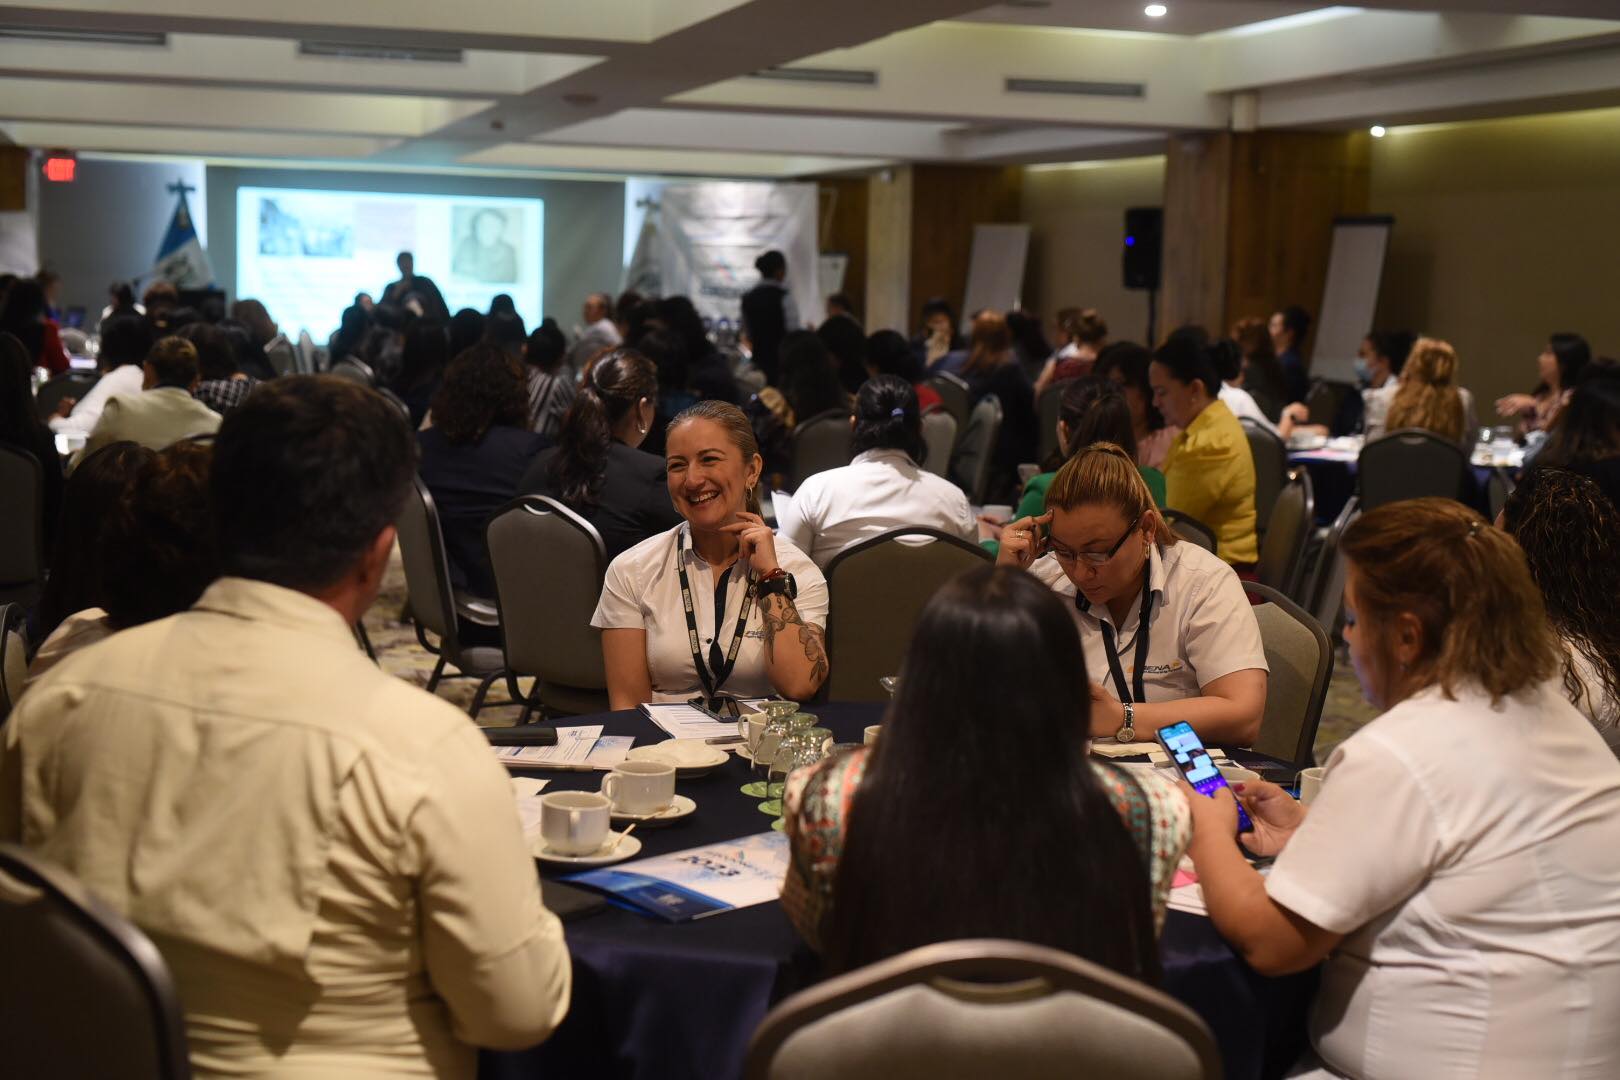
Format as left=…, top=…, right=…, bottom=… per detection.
left=550, top=348, right=657, bottom=509
left=851, top=374, right=925, bottom=465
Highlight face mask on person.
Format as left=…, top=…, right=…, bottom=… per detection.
left=1353, top=358, right=1373, bottom=387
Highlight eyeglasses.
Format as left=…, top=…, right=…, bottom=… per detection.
left=1049, top=513, right=1144, bottom=567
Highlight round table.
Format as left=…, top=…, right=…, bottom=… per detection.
left=480, top=703, right=1316, bottom=1080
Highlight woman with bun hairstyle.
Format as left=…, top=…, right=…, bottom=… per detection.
left=1385, top=336, right=1479, bottom=450
left=521, top=347, right=680, bottom=560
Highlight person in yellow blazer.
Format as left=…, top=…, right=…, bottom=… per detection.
left=1149, top=336, right=1259, bottom=566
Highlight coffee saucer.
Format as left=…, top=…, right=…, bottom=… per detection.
left=534, top=832, right=643, bottom=866
left=628, top=742, right=729, bottom=777
left=610, top=794, right=697, bottom=826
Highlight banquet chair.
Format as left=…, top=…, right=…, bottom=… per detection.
left=1357, top=428, right=1468, bottom=511
left=1245, top=582, right=1333, bottom=771
left=824, top=527, right=991, bottom=702
left=485, top=496, right=610, bottom=722
left=33, top=370, right=99, bottom=421
left=1, top=603, right=27, bottom=723
left=265, top=334, right=300, bottom=378
left=296, top=330, right=316, bottom=374
left=375, top=386, right=412, bottom=422
left=1035, top=380, right=1071, bottom=466
left=744, top=939, right=1220, bottom=1080
left=1303, top=497, right=1360, bottom=635
left=951, top=394, right=1003, bottom=505
left=924, top=371, right=972, bottom=445
left=1163, top=509, right=1216, bottom=554
left=920, top=409, right=957, bottom=478
left=0, top=444, right=44, bottom=607
left=0, top=844, right=192, bottom=1080
left=1241, top=419, right=1288, bottom=540
left=1255, top=469, right=1314, bottom=602
left=789, top=408, right=854, bottom=491
left=1305, top=379, right=1354, bottom=429
left=1485, top=466, right=1516, bottom=521
left=395, top=477, right=504, bottom=710
left=328, top=356, right=376, bottom=387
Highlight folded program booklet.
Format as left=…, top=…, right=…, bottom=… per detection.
left=564, top=831, right=790, bottom=922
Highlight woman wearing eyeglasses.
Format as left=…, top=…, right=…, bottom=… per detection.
left=998, top=442, right=1268, bottom=746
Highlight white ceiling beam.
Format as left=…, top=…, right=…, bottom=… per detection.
left=942, top=124, right=1168, bottom=163
left=542, top=108, right=955, bottom=160
left=0, top=120, right=397, bottom=158
left=462, top=142, right=889, bottom=179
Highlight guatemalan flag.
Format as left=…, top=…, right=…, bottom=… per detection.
left=149, top=185, right=215, bottom=289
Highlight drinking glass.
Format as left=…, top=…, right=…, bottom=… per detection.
left=742, top=710, right=798, bottom=798
left=760, top=731, right=826, bottom=818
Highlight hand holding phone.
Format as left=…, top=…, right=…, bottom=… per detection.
left=1156, top=722, right=1253, bottom=833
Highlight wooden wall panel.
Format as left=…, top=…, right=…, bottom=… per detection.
left=816, top=176, right=869, bottom=322
left=0, top=146, right=29, bottom=212
left=1160, top=132, right=1232, bottom=340
left=865, top=166, right=914, bottom=336
left=907, top=164, right=1021, bottom=334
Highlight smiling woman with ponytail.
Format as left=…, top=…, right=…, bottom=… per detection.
left=520, top=347, right=681, bottom=559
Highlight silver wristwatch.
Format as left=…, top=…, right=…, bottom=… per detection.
left=1115, top=701, right=1136, bottom=744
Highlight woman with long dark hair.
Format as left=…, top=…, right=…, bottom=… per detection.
left=1537, top=362, right=1620, bottom=471
left=1497, top=331, right=1590, bottom=435
left=389, top=319, right=448, bottom=428
left=0, top=277, right=71, bottom=374
left=783, top=564, right=1186, bottom=975
left=816, top=314, right=868, bottom=397
left=522, top=348, right=679, bottom=559
left=520, top=318, right=576, bottom=439
left=776, top=375, right=975, bottom=567
left=864, top=329, right=942, bottom=413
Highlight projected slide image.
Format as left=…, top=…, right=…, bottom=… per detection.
left=236, top=186, right=543, bottom=342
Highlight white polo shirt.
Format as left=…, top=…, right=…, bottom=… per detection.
left=1266, top=680, right=1620, bottom=1080
left=592, top=522, right=828, bottom=702
left=775, top=448, right=977, bottom=568
left=1219, top=382, right=1278, bottom=436
left=1028, top=539, right=1266, bottom=702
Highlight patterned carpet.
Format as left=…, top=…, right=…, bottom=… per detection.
left=365, top=547, right=1381, bottom=757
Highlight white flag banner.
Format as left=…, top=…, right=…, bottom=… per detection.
left=149, top=185, right=215, bottom=289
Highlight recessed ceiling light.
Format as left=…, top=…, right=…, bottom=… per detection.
left=1144, top=4, right=1168, bottom=16
left=1370, top=124, right=1387, bottom=137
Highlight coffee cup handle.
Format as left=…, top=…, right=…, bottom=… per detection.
left=569, top=808, right=581, bottom=837
left=601, top=774, right=619, bottom=805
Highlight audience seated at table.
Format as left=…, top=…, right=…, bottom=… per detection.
left=230, top=297, right=295, bottom=380
left=1033, top=308, right=1107, bottom=397
left=1500, top=467, right=1620, bottom=755
left=864, top=328, right=943, bottom=413
left=2, top=376, right=572, bottom=1077
left=781, top=565, right=1187, bottom=973
left=47, top=311, right=155, bottom=435
left=1496, top=331, right=1590, bottom=435
left=912, top=295, right=963, bottom=370
left=1006, top=308, right=1052, bottom=383
left=594, top=400, right=828, bottom=708
left=1535, top=361, right=1620, bottom=483
left=1383, top=336, right=1479, bottom=450
left=817, top=312, right=869, bottom=397
left=1268, top=305, right=1312, bottom=404
left=1279, top=329, right=1415, bottom=443
left=1095, top=341, right=1177, bottom=470
left=521, top=347, right=680, bottom=560
left=998, top=443, right=1266, bottom=746
left=1185, top=498, right=1620, bottom=1080
left=748, top=329, right=851, bottom=486
left=1149, top=337, right=1260, bottom=566
left=178, top=321, right=259, bottom=416
left=1210, top=337, right=1279, bottom=436
left=417, top=343, right=550, bottom=599
left=521, top=317, right=577, bottom=439
left=79, top=336, right=221, bottom=459
left=0, top=275, right=70, bottom=374
left=565, top=291, right=622, bottom=372
left=958, top=310, right=1038, bottom=502
left=0, top=331, right=64, bottom=555
left=776, top=375, right=976, bottom=567
left=27, top=440, right=217, bottom=686
left=1230, top=316, right=1287, bottom=421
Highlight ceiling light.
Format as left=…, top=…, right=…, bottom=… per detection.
left=0, top=26, right=166, bottom=46
left=298, top=40, right=463, bottom=63
left=1369, top=124, right=1387, bottom=137
left=1144, top=4, right=1168, bottom=17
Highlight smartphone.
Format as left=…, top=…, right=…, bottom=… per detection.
left=1155, top=722, right=1253, bottom=833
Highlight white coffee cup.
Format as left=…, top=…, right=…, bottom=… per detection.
left=738, top=712, right=768, bottom=753
left=1298, top=766, right=1327, bottom=806
left=864, top=725, right=882, bottom=746
left=539, top=791, right=612, bottom=855
left=1218, top=765, right=1261, bottom=787
left=601, top=760, right=676, bottom=816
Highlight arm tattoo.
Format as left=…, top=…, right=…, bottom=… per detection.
left=760, top=592, right=829, bottom=688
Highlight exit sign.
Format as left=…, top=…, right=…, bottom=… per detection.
left=42, top=153, right=77, bottom=183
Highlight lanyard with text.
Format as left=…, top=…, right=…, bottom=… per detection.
left=677, top=530, right=756, bottom=699
left=1093, top=572, right=1154, bottom=705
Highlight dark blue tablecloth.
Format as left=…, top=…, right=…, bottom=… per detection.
left=1291, top=452, right=1495, bottom=523
left=480, top=703, right=1315, bottom=1080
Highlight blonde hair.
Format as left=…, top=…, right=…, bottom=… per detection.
left=1386, top=337, right=1466, bottom=444
left=667, top=399, right=764, bottom=515
left=1045, top=442, right=1174, bottom=545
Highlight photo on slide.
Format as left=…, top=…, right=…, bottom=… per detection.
left=256, top=196, right=354, bottom=258
left=451, top=205, right=521, bottom=284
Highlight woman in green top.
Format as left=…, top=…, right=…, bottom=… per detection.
left=985, top=376, right=1164, bottom=553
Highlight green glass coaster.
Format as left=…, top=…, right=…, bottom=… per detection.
left=758, top=799, right=783, bottom=816
left=740, top=781, right=769, bottom=798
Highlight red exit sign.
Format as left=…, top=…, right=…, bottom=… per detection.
left=42, top=153, right=77, bottom=182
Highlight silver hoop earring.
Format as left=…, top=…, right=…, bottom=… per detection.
left=637, top=424, right=647, bottom=435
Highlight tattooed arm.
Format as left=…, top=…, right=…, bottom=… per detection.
left=759, top=591, right=829, bottom=700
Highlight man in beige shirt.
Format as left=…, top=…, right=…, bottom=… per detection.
left=2, top=376, right=571, bottom=1078
left=79, top=335, right=221, bottom=460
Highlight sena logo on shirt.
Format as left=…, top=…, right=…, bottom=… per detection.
left=1130, top=660, right=1185, bottom=676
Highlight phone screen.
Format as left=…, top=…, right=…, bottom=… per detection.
left=1156, top=722, right=1253, bottom=833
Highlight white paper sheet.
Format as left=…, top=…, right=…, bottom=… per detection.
left=493, top=725, right=605, bottom=768
left=510, top=777, right=551, bottom=839
left=641, top=701, right=771, bottom=741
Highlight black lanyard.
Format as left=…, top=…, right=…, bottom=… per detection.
left=1079, top=569, right=1154, bottom=705
left=677, top=529, right=756, bottom=699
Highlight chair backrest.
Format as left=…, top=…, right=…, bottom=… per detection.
left=1035, top=381, right=1070, bottom=466
left=1162, top=509, right=1216, bottom=554
left=265, top=336, right=300, bottom=377
left=1305, top=379, right=1353, bottom=428
left=59, top=327, right=90, bottom=355
left=0, top=444, right=44, bottom=606
left=788, top=407, right=854, bottom=490
left=1, top=602, right=27, bottom=723
left=375, top=386, right=412, bottom=421
left=825, top=528, right=992, bottom=701
left=1305, top=497, right=1360, bottom=634
left=1357, top=427, right=1468, bottom=511
left=924, top=371, right=972, bottom=441
left=34, top=371, right=99, bottom=420
left=394, top=477, right=463, bottom=655
left=328, top=356, right=376, bottom=387
left=1485, top=465, right=1516, bottom=521
left=486, top=496, right=608, bottom=693
left=919, top=409, right=957, bottom=478
left=952, top=394, right=1004, bottom=504
left=1241, top=418, right=1287, bottom=538
left=296, top=330, right=316, bottom=373
left=1255, top=469, right=1313, bottom=602
left=1245, top=582, right=1333, bottom=769
left=0, top=844, right=193, bottom=1080
left=745, top=938, right=1220, bottom=1080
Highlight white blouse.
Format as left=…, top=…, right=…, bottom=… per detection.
left=591, top=523, right=828, bottom=702
left=1267, top=681, right=1620, bottom=1080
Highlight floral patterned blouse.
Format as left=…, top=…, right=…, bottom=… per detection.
left=781, top=746, right=1191, bottom=952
